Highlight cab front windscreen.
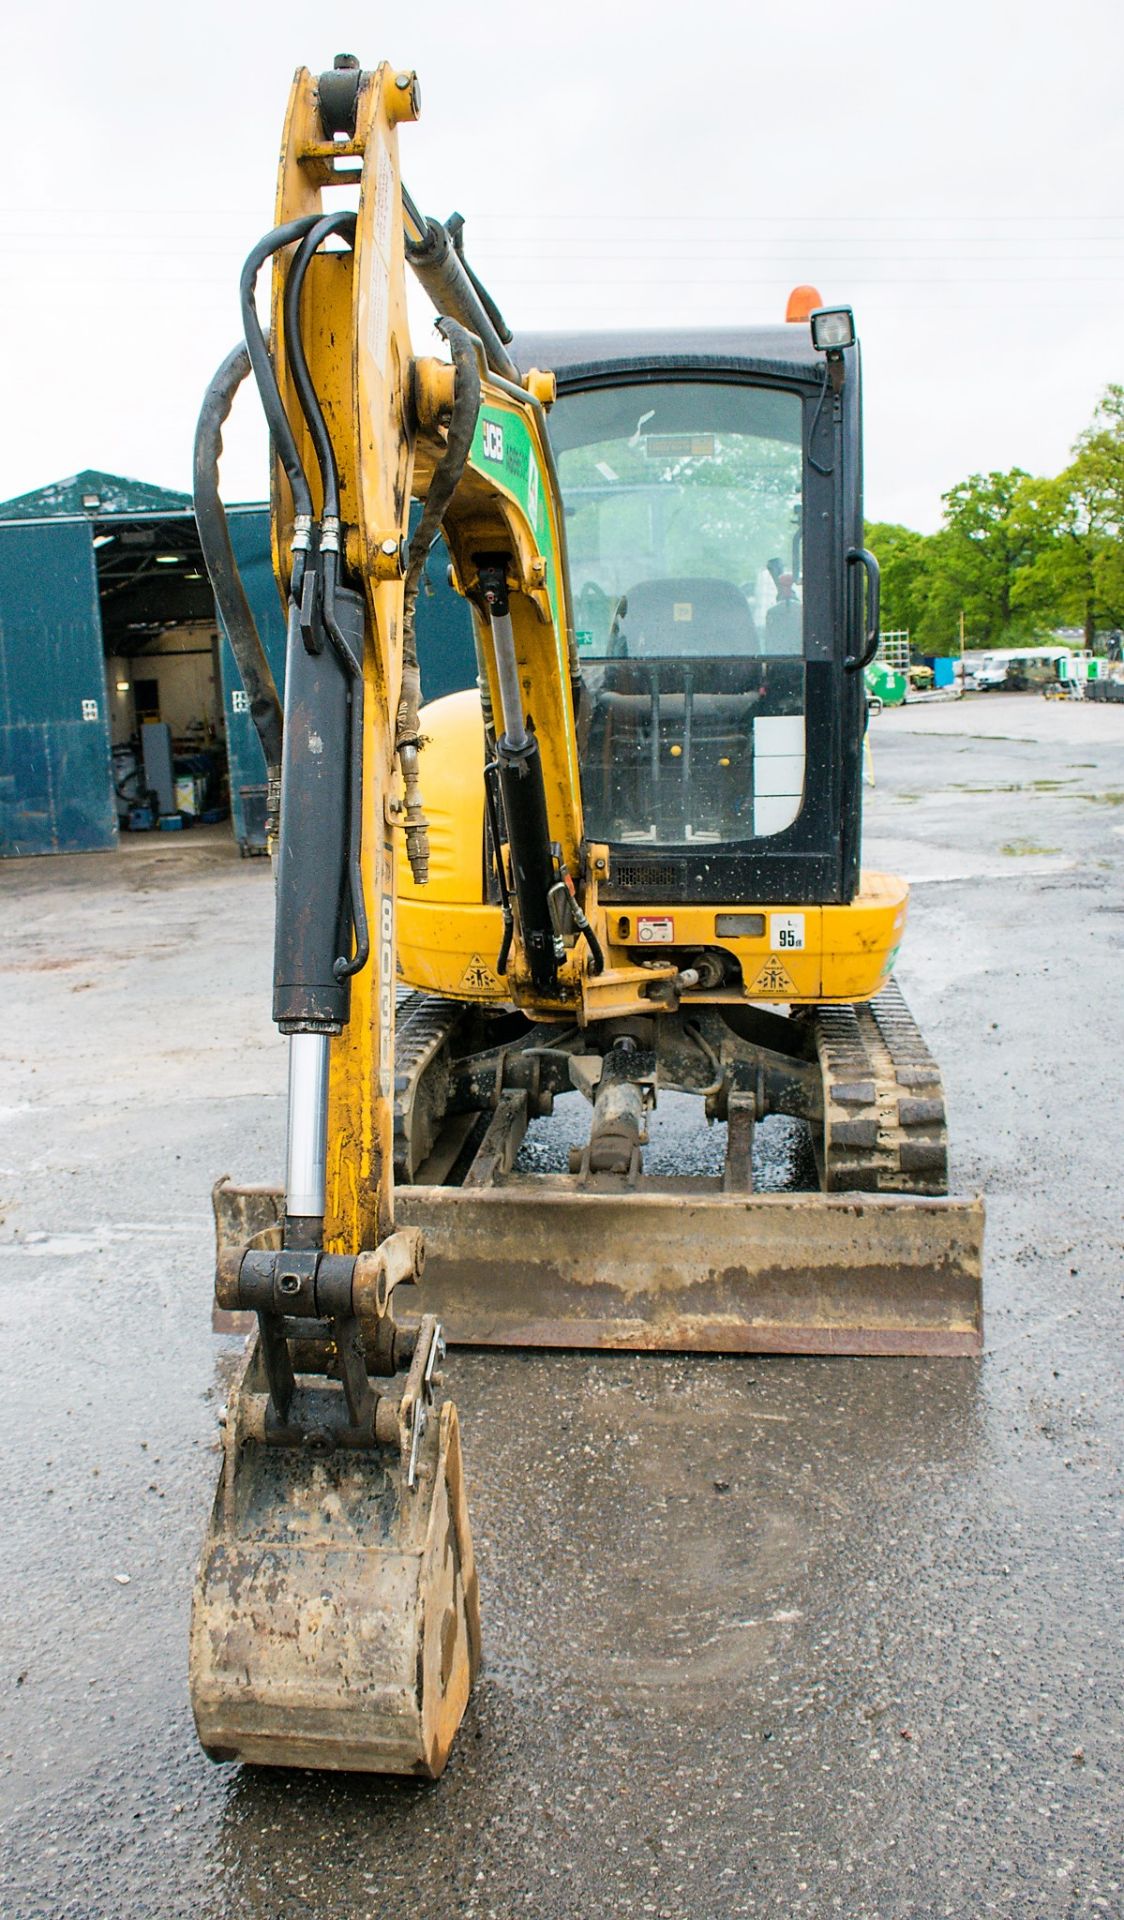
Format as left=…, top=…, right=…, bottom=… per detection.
left=549, top=379, right=806, bottom=846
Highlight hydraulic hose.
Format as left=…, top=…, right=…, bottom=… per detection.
left=445, top=211, right=514, bottom=344
left=192, top=343, right=283, bottom=798
left=282, top=212, right=358, bottom=524
left=396, top=316, right=483, bottom=883
left=482, top=761, right=514, bottom=976
left=240, top=215, right=332, bottom=604
left=478, top=561, right=560, bottom=996
left=239, top=216, right=323, bottom=526
left=581, top=918, right=606, bottom=976
left=321, top=546, right=369, bottom=981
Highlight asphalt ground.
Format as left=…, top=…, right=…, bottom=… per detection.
left=1, top=692, right=1121, bottom=1919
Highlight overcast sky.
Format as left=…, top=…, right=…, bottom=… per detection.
left=4, top=0, right=1122, bottom=531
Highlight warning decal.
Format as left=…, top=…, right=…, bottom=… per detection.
left=460, top=954, right=499, bottom=993
left=637, top=915, right=674, bottom=944
left=750, top=956, right=797, bottom=994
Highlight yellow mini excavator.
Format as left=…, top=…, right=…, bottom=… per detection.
left=189, top=54, right=983, bottom=1777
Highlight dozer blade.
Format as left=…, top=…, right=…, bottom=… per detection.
left=211, top=1180, right=983, bottom=1357
left=395, top=1186, right=984, bottom=1357
left=189, top=1329, right=480, bottom=1776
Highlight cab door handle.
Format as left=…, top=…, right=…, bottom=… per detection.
left=844, top=546, right=881, bottom=670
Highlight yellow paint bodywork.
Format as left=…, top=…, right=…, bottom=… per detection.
left=398, top=689, right=907, bottom=1015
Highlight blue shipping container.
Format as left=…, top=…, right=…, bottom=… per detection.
left=0, top=521, right=117, bottom=856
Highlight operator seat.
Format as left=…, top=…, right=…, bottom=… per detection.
left=608, top=576, right=758, bottom=658
left=584, top=579, right=765, bottom=839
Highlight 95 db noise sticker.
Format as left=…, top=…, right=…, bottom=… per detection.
left=770, top=913, right=805, bottom=951
left=637, top=916, right=674, bottom=944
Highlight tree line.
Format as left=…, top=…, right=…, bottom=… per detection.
left=866, top=385, right=1124, bottom=653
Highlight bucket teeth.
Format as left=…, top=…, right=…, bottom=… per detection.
left=189, top=1332, right=480, bottom=1776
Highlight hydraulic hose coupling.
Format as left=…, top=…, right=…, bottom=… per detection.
left=398, top=740, right=430, bottom=885
left=289, top=513, right=313, bottom=605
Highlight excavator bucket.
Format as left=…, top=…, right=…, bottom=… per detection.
left=189, top=1323, right=480, bottom=1775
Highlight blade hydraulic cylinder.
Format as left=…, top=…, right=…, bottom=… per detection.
left=587, top=1039, right=651, bottom=1175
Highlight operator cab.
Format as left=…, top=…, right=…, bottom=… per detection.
left=512, top=326, right=871, bottom=907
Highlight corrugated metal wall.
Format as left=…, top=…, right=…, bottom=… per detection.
left=0, top=521, right=116, bottom=856
left=0, top=504, right=479, bottom=859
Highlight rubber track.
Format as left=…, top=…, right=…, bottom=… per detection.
left=812, top=979, right=948, bottom=1195
left=393, top=993, right=468, bottom=1182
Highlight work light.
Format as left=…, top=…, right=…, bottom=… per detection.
left=810, top=307, right=855, bottom=352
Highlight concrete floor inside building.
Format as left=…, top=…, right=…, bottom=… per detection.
left=0, top=693, right=1121, bottom=1919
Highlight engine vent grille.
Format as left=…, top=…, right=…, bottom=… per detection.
left=610, top=861, right=679, bottom=891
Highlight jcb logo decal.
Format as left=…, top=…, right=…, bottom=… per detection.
left=482, top=420, right=504, bottom=462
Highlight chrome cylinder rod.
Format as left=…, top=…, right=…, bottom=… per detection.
left=488, top=607, right=528, bottom=753
left=285, top=1032, right=329, bottom=1224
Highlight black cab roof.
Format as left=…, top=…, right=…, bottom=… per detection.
left=510, top=324, right=825, bottom=389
